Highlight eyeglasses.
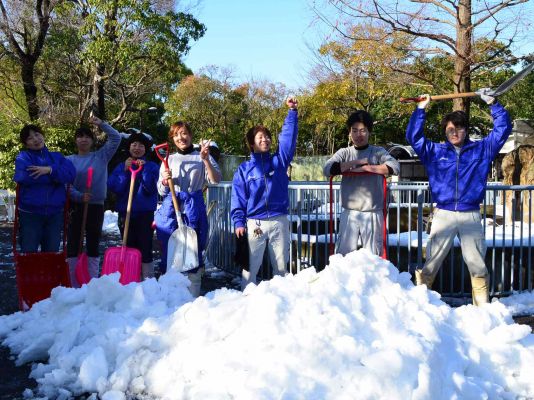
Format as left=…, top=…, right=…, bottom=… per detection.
left=446, top=127, right=466, bottom=135
left=350, top=128, right=368, bottom=134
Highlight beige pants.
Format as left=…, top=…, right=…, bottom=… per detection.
left=242, top=215, right=289, bottom=290
left=421, top=208, right=487, bottom=281
left=336, top=209, right=383, bottom=256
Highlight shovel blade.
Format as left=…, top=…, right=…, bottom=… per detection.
left=167, top=226, right=199, bottom=273
left=75, top=253, right=91, bottom=285
left=102, top=246, right=142, bottom=285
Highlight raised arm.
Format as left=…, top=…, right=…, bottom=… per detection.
left=405, top=94, right=433, bottom=164
left=483, top=102, right=512, bottom=160
left=277, top=97, right=298, bottom=168
left=199, top=140, right=222, bottom=184
left=89, top=115, right=121, bottom=163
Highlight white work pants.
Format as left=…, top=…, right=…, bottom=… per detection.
left=242, top=215, right=289, bottom=290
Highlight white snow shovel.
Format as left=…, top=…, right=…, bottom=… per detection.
left=155, top=143, right=199, bottom=272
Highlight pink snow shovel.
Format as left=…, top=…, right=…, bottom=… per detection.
left=75, top=166, right=93, bottom=285
left=101, top=161, right=143, bottom=284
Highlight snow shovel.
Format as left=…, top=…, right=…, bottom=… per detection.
left=101, top=161, right=142, bottom=284
left=13, top=185, right=71, bottom=310
left=155, top=143, right=199, bottom=272
left=400, top=60, right=534, bottom=103
left=75, top=167, right=93, bottom=285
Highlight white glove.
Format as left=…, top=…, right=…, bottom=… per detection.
left=417, top=94, right=430, bottom=109
left=476, top=88, right=495, bottom=105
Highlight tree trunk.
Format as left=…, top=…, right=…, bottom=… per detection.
left=453, top=0, right=473, bottom=114
left=21, top=59, right=40, bottom=121
left=93, top=64, right=106, bottom=120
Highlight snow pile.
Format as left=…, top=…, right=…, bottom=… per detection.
left=1, top=250, right=533, bottom=399
left=102, top=210, right=120, bottom=234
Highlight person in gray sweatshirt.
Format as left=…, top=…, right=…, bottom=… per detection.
left=323, top=110, right=400, bottom=256
left=66, top=115, right=122, bottom=286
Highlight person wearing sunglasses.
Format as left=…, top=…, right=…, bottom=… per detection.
left=406, top=90, right=512, bottom=306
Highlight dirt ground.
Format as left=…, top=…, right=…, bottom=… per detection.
left=0, top=222, right=532, bottom=399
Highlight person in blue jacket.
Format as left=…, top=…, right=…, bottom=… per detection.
left=231, top=97, right=298, bottom=290
left=14, top=124, right=76, bottom=253
left=406, top=90, right=512, bottom=306
left=108, top=132, right=159, bottom=280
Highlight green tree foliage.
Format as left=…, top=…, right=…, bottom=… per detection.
left=39, top=0, right=205, bottom=124
left=166, top=67, right=289, bottom=155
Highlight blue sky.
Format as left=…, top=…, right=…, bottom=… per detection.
left=184, top=1, right=534, bottom=91
left=184, top=0, right=319, bottom=91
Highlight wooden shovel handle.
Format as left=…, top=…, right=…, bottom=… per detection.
left=155, top=142, right=182, bottom=216
left=123, top=162, right=143, bottom=246
left=78, top=167, right=93, bottom=255
left=400, top=92, right=477, bottom=103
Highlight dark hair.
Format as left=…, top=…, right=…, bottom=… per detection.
left=75, top=125, right=96, bottom=141
left=246, top=126, right=271, bottom=152
left=127, top=132, right=152, bottom=152
left=347, top=110, right=373, bottom=132
left=441, top=111, right=468, bottom=135
left=168, top=121, right=192, bottom=140
left=20, top=124, right=43, bottom=144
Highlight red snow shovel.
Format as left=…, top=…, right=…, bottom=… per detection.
left=155, top=143, right=199, bottom=272
left=75, top=167, right=93, bottom=285
left=101, top=161, right=143, bottom=284
left=13, top=185, right=71, bottom=310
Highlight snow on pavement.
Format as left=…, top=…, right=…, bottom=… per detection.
left=1, top=249, right=533, bottom=399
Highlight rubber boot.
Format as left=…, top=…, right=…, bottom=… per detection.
left=88, top=257, right=100, bottom=279
left=187, top=269, right=203, bottom=298
left=142, top=262, right=154, bottom=280
left=67, top=257, right=80, bottom=288
left=414, top=269, right=434, bottom=289
left=471, top=276, right=489, bottom=306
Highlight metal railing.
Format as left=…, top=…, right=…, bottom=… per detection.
left=205, top=181, right=534, bottom=298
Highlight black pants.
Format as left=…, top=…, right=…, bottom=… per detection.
left=118, top=211, right=154, bottom=263
left=67, top=203, right=104, bottom=258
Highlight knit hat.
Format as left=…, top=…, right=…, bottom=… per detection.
left=127, top=131, right=152, bottom=150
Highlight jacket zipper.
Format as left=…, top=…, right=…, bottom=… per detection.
left=261, top=154, right=270, bottom=218
left=455, top=149, right=460, bottom=211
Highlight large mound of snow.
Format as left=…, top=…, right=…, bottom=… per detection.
left=1, top=250, right=533, bottom=399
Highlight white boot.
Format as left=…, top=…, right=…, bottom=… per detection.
left=67, top=257, right=80, bottom=288
left=88, top=257, right=100, bottom=279
left=187, top=268, right=203, bottom=298
left=142, top=262, right=154, bottom=280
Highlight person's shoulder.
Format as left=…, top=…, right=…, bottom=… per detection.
left=333, top=146, right=353, bottom=157
left=15, top=150, right=29, bottom=161
left=236, top=158, right=254, bottom=173
left=49, top=150, right=68, bottom=159
left=369, top=144, right=388, bottom=153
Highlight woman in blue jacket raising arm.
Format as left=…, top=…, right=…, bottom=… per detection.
left=14, top=124, right=76, bottom=253
left=406, top=90, right=512, bottom=306
left=231, top=97, right=298, bottom=290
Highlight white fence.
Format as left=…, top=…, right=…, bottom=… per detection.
left=206, top=181, right=534, bottom=298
